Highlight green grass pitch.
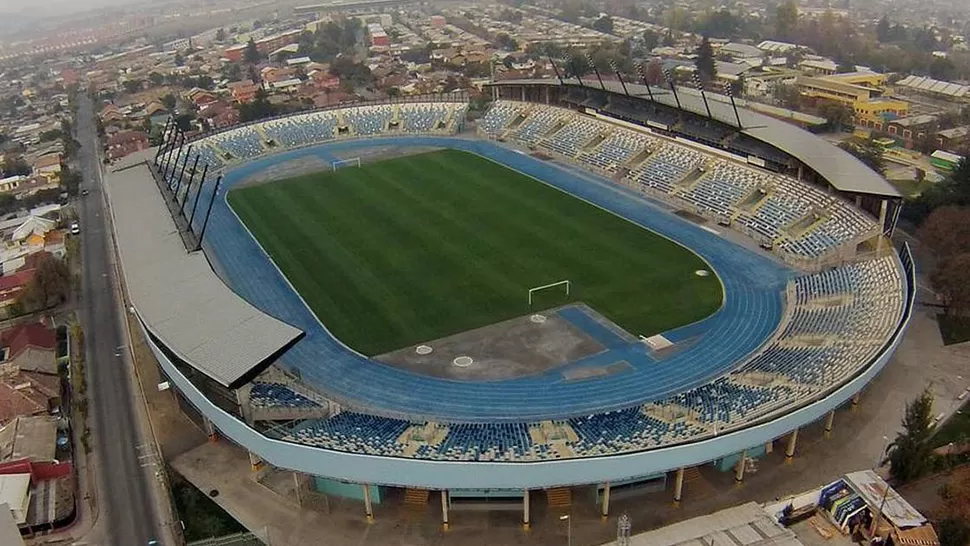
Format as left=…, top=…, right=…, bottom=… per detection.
left=228, top=149, right=723, bottom=356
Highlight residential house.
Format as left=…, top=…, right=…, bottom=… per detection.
left=0, top=270, right=33, bottom=317
left=30, top=155, right=61, bottom=183
left=185, top=88, right=218, bottom=107
left=106, top=131, right=150, bottom=161
left=199, top=102, right=239, bottom=129
left=0, top=416, right=56, bottom=463
left=310, top=71, right=341, bottom=90
left=885, top=114, right=939, bottom=147
left=0, top=371, right=60, bottom=426
left=98, top=105, right=125, bottom=124
left=0, top=323, right=57, bottom=376
left=228, top=80, right=260, bottom=103
left=935, top=126, right=970, bottom=153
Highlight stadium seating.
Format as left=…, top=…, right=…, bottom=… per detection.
left=250, top=382, right=320, bottom=409
left=188, top=102, right=468, bottom=172
left=269, top=254, right=904, bottom=461
left=481, top=100, right=878, bottom=259
left=262, top=112, right=339, bottom=147
left=478, top=101, right=525, bottom=137
left=207, top=126, right=265, bottom=161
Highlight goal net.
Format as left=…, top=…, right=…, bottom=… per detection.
left=331, top=157, right=361, bottom=171
left=528, top=280, right=570, bottom=306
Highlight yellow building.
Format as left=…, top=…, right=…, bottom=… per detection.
left=824, top=71, right=888, bottom=88
left=796, top=75, right=872, bottom=105
left=853, top=97, right=909, bottom=128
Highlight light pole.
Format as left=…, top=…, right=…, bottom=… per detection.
left=560, top=514, right=571, bottom=546
left=875, top=435, right=889, bottom=469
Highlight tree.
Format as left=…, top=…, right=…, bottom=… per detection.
left=662, top=29, right=676, bottom=47
left=20, top=254, right=71, bottom=312
left=148, top=72, right=165, bottom=86
left=645, top=58, right=665, bottom=86
left=174, top=52, right=184, bottom=67
left=252, top=19, right=263, bottom=30
left=642, top=29, right=659, bottom=51
left=238, top=87, right=276, bottom=123
left=160, top=94, right=176, bottom=110
left=695, top=36, right=716, bottom=83
left=930, top=56, right=956, bottom=81
left=243, top=38, right=261, bottom=64
left=592, top=15, right=614, bottom=35
left=774, top=0, right=799, bottom=40
left=495, top=32, right=518, bottom=51
left=934, top=253, right=970, bottom=315
left=887, top=389, right=935, bottom=483
left=838, top=141, right=886, bottom=175
left=122, top=79, right=143, bottom=94
left=876, top=16, right=892, bottom=43
left=918, top=206, right=970, bottom=261
left=215, top=28, right=226, bottom=42
left=1, top=157, right=30, bottom=176
left=818, top=102, right=854, bottom=130
left=938, top=517, right=970, bottom=546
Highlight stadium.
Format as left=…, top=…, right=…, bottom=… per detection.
left=105, top=79, right=916, bottom=525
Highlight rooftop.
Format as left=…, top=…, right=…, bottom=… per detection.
left=602, top=502, right=804, bottom=546
left=0, top=415, right=56, bottom=463
left=104, top=162, right=303, bottom=388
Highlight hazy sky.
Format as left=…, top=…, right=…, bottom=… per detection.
left=0, top=0, right=134, bottom=18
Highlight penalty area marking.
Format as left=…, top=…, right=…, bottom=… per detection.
left=415, top=345, right=433, bottom=355
left=453, top=356, right=473, bottom=367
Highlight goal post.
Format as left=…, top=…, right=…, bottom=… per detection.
left=331, top=157, right=361, bottom=171
left=528, top=280, right=570, bottom=306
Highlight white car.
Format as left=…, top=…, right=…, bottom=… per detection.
left=70, top=222, right=80, bottom=235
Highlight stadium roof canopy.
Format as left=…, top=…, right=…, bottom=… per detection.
left=105, top=162, right=303, bottom=388
left=490, top=78, right=901, bottom=198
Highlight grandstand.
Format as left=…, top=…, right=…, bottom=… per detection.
left=477, top=101, right=882, bottom=264
left=112, top=91, right=914, bottom=523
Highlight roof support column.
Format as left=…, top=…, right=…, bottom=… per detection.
left=601, top=482, right=610, bottom=519
left=735, top=450, right=747, bottom=486
left=522, top=489, right=530, bottom=531
left=203, top=416, right=218, bottom=442
left=441, top=490, right=450, bottom=531
left=824, top=410, right=836, bottom=438
left=673, top=467, right=685, bottom=505
left=363, top=484, right=374, bottom=523
left=785, top=428, right=799, bottom=463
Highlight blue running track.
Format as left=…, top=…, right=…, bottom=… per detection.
left=190, top=136, right=792, bottom=422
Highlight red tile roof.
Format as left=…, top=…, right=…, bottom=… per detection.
left=1, top=323, right=56, bottom=361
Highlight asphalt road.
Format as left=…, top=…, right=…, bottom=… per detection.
left=76, top=95, right=162, bottom=546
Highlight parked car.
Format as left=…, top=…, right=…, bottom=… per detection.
left=70, top=222, right=80, bottom=235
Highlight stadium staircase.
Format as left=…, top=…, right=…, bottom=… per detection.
left=545, top=487, right=572, bottom=509
left=682, top=467, right=715, bottom=499
left=401, top=488, right=430, bottom=518
left=787, top=212, right=827, bottom=239
left=206, top=142, right=230, bottom=162
left=253, top=125, right=271, bottom=150
left=623, top=146, right=657, bottom=170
